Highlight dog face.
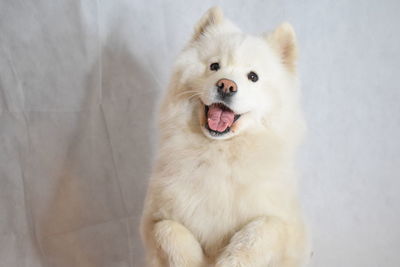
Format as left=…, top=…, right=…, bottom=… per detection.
left=172, top=7, right=299, bottom=140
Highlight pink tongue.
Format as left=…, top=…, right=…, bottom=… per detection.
left=207, top=105, right=235, bottom=132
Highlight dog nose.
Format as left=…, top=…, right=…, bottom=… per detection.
left=216, top=79, right=237, bottom=98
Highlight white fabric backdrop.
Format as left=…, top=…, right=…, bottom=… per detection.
left=1, top=1, right=399, bottom=266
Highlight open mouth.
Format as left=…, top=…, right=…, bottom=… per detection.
left=204, top=103, right=241, bottom=136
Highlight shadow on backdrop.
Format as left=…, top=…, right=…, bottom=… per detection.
left=38, top=29, right=158, bottom=267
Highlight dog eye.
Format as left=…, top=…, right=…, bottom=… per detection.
left=210, top=62, right=220, bottom=71
left=247, top=71, right=258, bottom=82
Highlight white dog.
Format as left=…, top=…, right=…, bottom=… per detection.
left=140, top=7, right=309, bottom=267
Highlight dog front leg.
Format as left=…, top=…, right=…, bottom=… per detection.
left=153, top=220, right=207, bottom=267
left=215, top=216, right=286, bottom=267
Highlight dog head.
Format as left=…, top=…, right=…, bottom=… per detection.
left=166, top=7, right=303, bottom=141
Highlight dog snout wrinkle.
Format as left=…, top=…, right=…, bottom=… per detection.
left=217, top=78, right=237, bottom=99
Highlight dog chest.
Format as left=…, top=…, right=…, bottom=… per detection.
left=159, top=159, right=285, bottom=255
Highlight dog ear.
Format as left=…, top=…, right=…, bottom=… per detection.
left=266, top=23, right=298, bottom=72
left=192, top=6, right=224, bottom=41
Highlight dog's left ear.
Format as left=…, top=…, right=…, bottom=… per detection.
left=192, top=6, right=224, bottom=41
left=266, top=23, right=298, bottom=72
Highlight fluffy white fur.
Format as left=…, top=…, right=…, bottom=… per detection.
left=140, top=7, right=310, bottom=267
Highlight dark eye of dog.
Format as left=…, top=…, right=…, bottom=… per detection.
left=210, top=62, right=220, bottom=71
left=247, top=71, right=258, bottom=82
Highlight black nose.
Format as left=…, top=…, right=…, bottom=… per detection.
left=216, top=79, right=237, bottom=98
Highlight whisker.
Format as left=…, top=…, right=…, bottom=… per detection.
left=188, top=93, right=202, bottom=101
left=175, top=90, right=201, bottom=98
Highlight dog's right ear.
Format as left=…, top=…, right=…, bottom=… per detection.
left=192, top=7, right=224, bottom=41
